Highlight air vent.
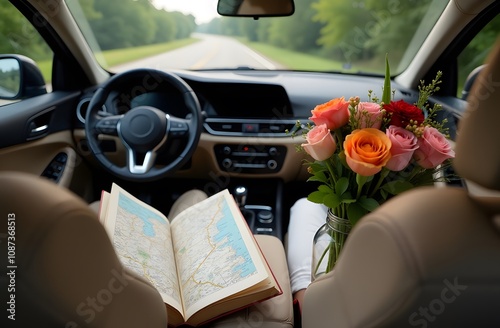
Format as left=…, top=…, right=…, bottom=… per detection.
left=76, top=98, right=91, bottom=123
left=77, top=98, right=107, bottom=123
left=204, top=118, right=299, bottom=137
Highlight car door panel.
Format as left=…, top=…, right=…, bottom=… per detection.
left=0, top=91, right=80, bottom=148
left=0, top=91, right=94, bottom=198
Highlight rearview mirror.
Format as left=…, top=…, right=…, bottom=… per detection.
left=217, top=0, right=294, bottom=18
left=0, top=55, right=47, bottom=100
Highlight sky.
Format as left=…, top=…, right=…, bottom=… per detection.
left=152, top=0, right=220, bottom=24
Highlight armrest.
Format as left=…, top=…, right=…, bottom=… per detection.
left=209, top=235, right=294, bottom=328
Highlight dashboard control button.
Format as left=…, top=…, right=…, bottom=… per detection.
left=257, top=210, right=274, bottom=223
left=222, top=158, right=232, bottom=169
left=267, top=160, right=278, bottom=170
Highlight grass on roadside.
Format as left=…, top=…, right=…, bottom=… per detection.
left=98, top=38, right=199, bottom=68
left=245, top=42, right=345, bottom=72
left=242, top=40, right=384, bottom=75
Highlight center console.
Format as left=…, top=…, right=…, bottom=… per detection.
left=214, top=144, right=288, bottom=174
left=229, top=181, right=284, bottom=240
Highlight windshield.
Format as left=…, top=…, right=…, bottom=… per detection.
left=66, top=0, right=449, bottom=75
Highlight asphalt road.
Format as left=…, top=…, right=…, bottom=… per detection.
left=111, top=33, right=285, bottom=72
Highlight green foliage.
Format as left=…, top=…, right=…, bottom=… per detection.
left=457, top=14, right=500, bottom=96
left=0, top=3, right=52, bottom=61
left=85, top=0, right=195, bottom=50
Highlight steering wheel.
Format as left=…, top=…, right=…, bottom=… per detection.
left=85, top=69, right=202, bottom=181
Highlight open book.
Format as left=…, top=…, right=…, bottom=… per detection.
left=99, top=184, right=281, bottom=327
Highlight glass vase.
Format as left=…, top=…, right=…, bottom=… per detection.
left=311, top=209, right=352, bottom=281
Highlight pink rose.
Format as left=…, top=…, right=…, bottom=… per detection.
left=310, top=97, right=350, bottom=130
left=385, top=125, right=418, bottom=171
left=302, top=124, right=337, bottom=161
left=354, top=102, right=384, bottom=129
left=414, top=126, right=455, bottom=169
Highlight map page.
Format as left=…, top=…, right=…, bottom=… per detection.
left=170, top=189, right=270, bottom=322
left=102, top=184, right=184, bottom=317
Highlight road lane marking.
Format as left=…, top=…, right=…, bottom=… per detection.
left=190, top=43, right=220, bottom=70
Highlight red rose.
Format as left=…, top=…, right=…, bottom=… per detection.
left=383, top=100, right=424, bottom=128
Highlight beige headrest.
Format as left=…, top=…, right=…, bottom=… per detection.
left=454, top=37, right=500, bottom=191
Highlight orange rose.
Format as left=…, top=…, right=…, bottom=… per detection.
left=344, top=128, right=392, bottom=176
left=310, top=97, right=350, bottom=130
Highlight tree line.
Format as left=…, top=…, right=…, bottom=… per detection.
left=0, top=0, right=196, bottom=60
left=82, top=0, right=196, bottom=50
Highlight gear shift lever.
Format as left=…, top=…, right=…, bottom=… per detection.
left=234, top=186, right=247, bottom=208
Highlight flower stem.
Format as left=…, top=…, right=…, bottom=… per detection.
left=334, top=129, right=344, bottom=151
left=326, top=158, right=338, bottom=186
left=356, top=174, right=368, bottom=199
left=407, top=163, right=423, bottom=182
left=369, top=168, right=390, bottom=198
left=314, top=245, right=330, bottom=276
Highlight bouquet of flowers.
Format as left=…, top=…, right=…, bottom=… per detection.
left=292, top=57, right=455, bottom=276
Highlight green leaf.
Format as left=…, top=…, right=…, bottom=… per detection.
left=335, top=177, right=349, bottom=195
left=318, top=185, right=333, bottom=194
left=308, top=171, right=328, bottom=183
left=358, top=196, right=379, bottom=211
left=381, top=189, right=389, bottom=200
left=309, top=161, right=327, bottom=172
left=307, top=191, right=326, bottom=204
left=382, top=180, right=414, bottom=195
left=382, top=53, right=392, bottom=105
left=340, top=191, right=355, bottom=203
left=324, top=193, right=341, bottom=209
left=347, top=202, right=368, bottom=226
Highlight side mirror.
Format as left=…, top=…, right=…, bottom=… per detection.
left=217, top=0, right=294, bottom=18
left=0, top=55, right=47, bottom=100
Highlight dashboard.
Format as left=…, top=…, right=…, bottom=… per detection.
left=72, top=69, right=462, bottom=182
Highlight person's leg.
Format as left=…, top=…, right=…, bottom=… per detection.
left=167, top=189, right=208, bottom=219
left=286, top=198, right=327, bottom=310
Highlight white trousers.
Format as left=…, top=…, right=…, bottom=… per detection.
left=286, top=198, right=327, bottom=294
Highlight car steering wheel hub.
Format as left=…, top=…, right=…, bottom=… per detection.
left=119, top=106, right=167, bottom=153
